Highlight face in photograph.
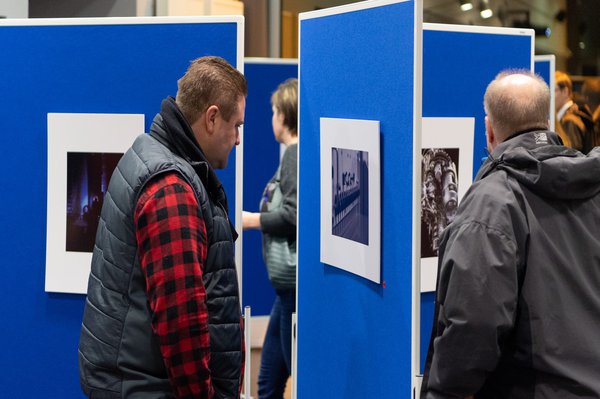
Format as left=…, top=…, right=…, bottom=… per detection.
left=421, top=148, right=459, bottom=257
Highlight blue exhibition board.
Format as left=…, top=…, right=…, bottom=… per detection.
left=535, top=54, right=556, bottom=131
left=298, top=1, right=419, bottom=398
left=0, top=18, right=241, bottom=398
left=242, top=59, right=298, bottom=316
left=535, top=57, right=553, bottom=87
left=423, top=24, right=533, bottom=177
left=420, top=24, right=533, bottom=373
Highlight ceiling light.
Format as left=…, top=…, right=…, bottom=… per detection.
left=480, top=0, right=493, bottom=19
left=459, top=0, right=473, bottom=11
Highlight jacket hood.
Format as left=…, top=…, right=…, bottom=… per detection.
left=476, top=130, right=600, bottom=200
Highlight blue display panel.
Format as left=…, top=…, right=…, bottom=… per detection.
left=423, top=25, right=533, bottom=179
left=420, top=24, right=533, bottom=373
left=536, top=58, right=552, bottom=86
left=0, top=18, right=240, bottom=398
left=298, top=2, right=418, bottom=397
left=535, top=55, right=556, bottom=131
left=242, top=59, right=298, bottom=316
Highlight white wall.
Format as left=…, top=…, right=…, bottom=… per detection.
left=0, top=0, right=27, bottom=18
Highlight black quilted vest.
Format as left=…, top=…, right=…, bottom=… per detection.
left=78, top=98, right=243, bottom=399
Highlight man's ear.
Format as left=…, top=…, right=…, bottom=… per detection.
left=205, top=105, right=219, bottom=134
left=485, top=115, right=495, bottom=150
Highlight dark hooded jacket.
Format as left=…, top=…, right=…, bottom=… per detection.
left=78, top=97, right=243, bottom=399
left=422, top=130, right=600, bottom=398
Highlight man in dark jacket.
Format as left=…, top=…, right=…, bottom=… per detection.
left=78, top=56, right=247, bottom=399
left=422, top=70, right=600, bottom=398
left=555, top=70, right=595, bottom=153
left=582, top=77, right=600, bottom=148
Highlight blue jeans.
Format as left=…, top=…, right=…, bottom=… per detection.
left=258, top=288, right=296, bottom=399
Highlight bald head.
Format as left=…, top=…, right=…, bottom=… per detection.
left=484, top=70, right=550, bottom=145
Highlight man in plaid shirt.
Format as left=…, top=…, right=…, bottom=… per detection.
left=79, top=56, right=246, bottom=399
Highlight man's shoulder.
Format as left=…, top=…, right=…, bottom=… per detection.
left=565, top=104, right=594, bottom=128
left=144, top=172, right=194, bottom=194
left=467, top=168, right=516, bottom=204
left=454, top=170, right=522, bottom=227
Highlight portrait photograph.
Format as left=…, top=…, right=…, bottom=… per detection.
left=420, top=117, right=475, bottom=292
left=420, top=147, right=459, bottom=258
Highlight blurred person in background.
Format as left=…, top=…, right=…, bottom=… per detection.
left=555, top=70, right=594, bottom=152
left=582, top=77, right=600, bottom=148
left=243, top=78, right=298, bottom=399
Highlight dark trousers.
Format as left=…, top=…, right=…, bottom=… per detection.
left=258, top=288, right=296, bottom=399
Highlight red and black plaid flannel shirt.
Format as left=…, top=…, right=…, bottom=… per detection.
left=134, top=172, right=213, bottom=399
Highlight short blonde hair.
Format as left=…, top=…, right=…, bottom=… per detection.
left=271, top=78, right=298, bottom=136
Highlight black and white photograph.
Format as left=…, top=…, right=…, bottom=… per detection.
left=420, top=148, right=459, bottom=258
left=331, top=147, right=369, bottom=245
left=46, top=113, right=143, bottom=293
left=66, top=152, right=122, bottom=252
left=419, top=117, right=475, bottom=292
left=320, top=117, right=381, bottom=283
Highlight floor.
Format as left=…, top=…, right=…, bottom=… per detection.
left=249, top=347, right=292, bottom=399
